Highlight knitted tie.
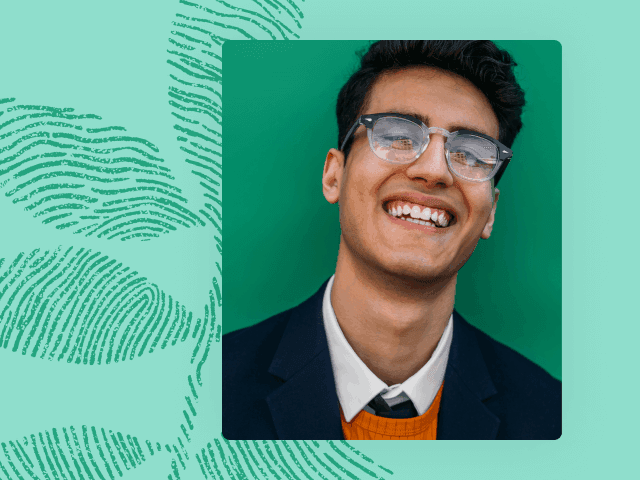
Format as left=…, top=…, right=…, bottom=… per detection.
left=366, top=393, right=418, bottom=419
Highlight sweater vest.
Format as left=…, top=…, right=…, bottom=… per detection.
left=340, top=383, right=444, bottom=440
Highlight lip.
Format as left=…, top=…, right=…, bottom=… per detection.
left=381, top=192, right=458, bottom=223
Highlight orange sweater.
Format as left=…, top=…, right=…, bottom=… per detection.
left=341, top=383, right=444, bottom=440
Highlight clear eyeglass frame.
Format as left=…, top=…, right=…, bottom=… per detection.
left=340, top=113, right=513, bottom=184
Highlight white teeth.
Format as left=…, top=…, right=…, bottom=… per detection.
left=387, top=202, right=451, bottom=228
left=408, top=218, right=437, bottom=227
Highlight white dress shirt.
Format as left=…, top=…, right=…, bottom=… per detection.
left=322, top=275, right=453, bottom=422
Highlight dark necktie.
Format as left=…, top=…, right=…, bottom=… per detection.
left=367, top=393, right=419, bottom=419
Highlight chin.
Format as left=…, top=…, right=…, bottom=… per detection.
left=372, top=254, right=454, bottom=286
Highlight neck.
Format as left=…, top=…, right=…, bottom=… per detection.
left=331, top=243, right=456, bottom=386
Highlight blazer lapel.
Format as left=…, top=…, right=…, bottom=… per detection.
left=266, top=281, right=343, bottom=440
left=437, top=311, right=501, bottom=439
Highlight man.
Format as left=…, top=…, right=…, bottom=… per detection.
left=223, top=41, right=561, bottom=440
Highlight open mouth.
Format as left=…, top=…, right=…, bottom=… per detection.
left=383, top=200, right=456, bottom=228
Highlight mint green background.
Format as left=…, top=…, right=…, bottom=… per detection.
left=0, top=0, right=635, bottom=478
left=0, top=1, right=220, bottom=478
left=225, top=40, right=562, bottom=380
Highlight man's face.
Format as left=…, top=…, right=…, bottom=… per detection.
left=323, top=66, right=500, bottom=284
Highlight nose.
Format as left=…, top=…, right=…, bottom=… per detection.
left=405, top=133, right=454, bottom=187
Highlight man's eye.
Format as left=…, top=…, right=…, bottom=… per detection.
left=450, top=151, right=481, bottom=166
left=474, top=155, right=497, bottom=167
left=388, top=137, right=414, bottom=150
left=450, top=151, right=496, bottom=169
left=450, top=151, right=469, bottom=164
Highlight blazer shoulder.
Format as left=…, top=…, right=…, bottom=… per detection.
left=474, top=324, right=560, bottom=390
left=222, top=308, right=294, bottom=441
left=467, top=321, right=562, bottom=439
left=223, top=307, right=294, bottom=368
left=223, top=281, right=329, bottom=366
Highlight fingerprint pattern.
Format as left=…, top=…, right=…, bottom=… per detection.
left=0, top=0, right=396, bottom=478
left=0, top=424, right=200, bottom=480
left=0, top=429, right=392, bottom=480
left=165, top=0, right=304, bottom=256
left=0, top=426, right=151, bottom=480
left=196, top=440, right=393, bottom=480
left=0, top=99, right=204, bottom=241
left=0, top=248, right=209, bottom=365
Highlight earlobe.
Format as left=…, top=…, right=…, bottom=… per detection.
left=322, top=148, right=344, bottom=204
left=481, top=187, right=500, bottom=239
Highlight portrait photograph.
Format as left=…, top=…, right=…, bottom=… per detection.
left=223, top=40, right=561, bottom=441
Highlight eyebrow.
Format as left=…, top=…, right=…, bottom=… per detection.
left=386, top=109, right=490, bottom=137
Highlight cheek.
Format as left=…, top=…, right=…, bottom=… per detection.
left=343, top=164, right=387, bottom=210
left=463, top=187, right=494, bottom=224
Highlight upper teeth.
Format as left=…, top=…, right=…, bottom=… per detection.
left=387, top=202, right=450, bottom=227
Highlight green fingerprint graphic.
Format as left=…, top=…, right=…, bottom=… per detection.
left=195, top=440, right=392, bottom=480
left=167, top=0, right=301, bottom=257
left=0, top=248, right=217, bottom=365
left=0, top=431, right=392, bottom=480
left=0, top=426, right=192, bottom=480
left=0, top=99, right=203, bottom=241
left=0, top=0, right=396, bottom=478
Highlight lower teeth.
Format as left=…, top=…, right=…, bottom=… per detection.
left=387, top=210, right=449, bottom=227
left=400, top=216, right=438, bottom=227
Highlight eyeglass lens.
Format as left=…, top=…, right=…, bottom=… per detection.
left=370, top=117, right=498, bottom=181
left=370, top=117, right=424, bottom=163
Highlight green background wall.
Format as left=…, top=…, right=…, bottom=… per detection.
left=225, top=40, right=562, bottom=380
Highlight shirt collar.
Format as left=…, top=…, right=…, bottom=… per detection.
left=322, top=275, right=454, bottom=422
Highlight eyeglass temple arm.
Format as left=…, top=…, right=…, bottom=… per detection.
left=339, top=117, right=363, bottom=151
left=493, top=140, right=513, bottom=185
left=493, top=156, right=512, bottom=186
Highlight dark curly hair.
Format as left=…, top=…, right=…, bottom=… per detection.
left=336, top=41, right=525, bottom=184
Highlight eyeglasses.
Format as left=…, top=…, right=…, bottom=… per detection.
left=340, top=113, right=513, bottom=183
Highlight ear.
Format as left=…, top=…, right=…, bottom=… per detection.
left=481, top=187, right=499, bottom=239
left=322, top=148, right=344, bottom=204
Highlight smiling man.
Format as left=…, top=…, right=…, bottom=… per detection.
left=223, top=41, right=561, bottom=440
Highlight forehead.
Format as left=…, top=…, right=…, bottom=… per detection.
left=364, top=66, right=499, bottom=139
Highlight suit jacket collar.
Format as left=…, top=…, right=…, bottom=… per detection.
left=437, top=311, right=501, bottom=439
left=266, top=280, right=343, bottom=440
left=266, top=279, right=500, bottom=440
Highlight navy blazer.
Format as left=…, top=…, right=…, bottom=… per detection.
left=222, top=280, right=561, bottom=440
